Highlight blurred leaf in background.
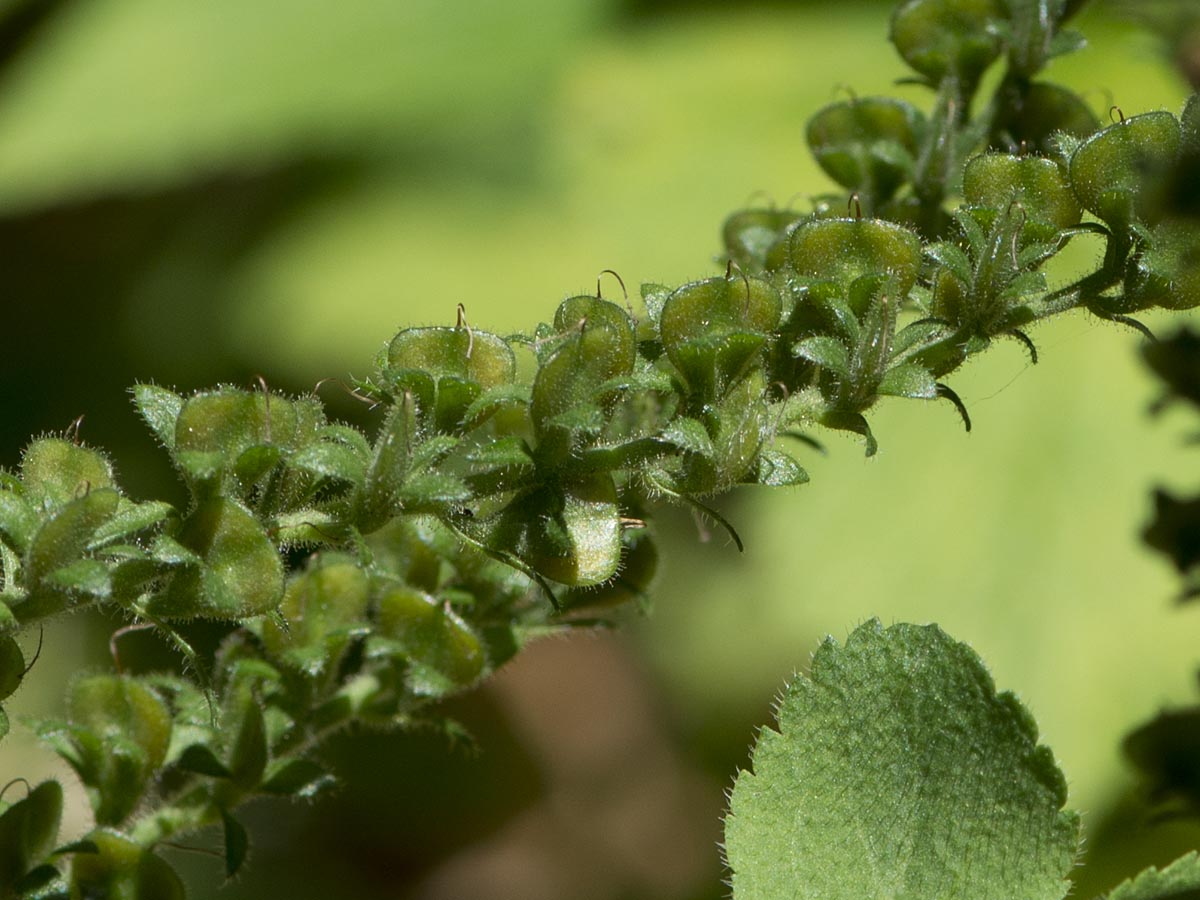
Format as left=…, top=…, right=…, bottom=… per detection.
left=0, top=0, right=1198, bottom=898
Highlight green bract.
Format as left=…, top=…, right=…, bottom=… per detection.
left=20, top=439, right=114, bottom=510
left=261, top=555, right=370, bottom=677
left=486, top=475, right=623, bottom=587
left=1127, top=219, right=1200, bottom=311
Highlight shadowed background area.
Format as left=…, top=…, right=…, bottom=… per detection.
left=0, top=0, right=1198, bottom=896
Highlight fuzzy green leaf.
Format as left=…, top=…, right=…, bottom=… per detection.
left=220, top=809, right=249, bottom=879
left=26, top=489, right=120, bottom=587
left=86, top=500, right=176, bottom=551
left=794, top=336, right=850, bottom=375
left=259, top=759, right=336, bottom=799
left=0, top=490, right=36, bottom=555
left=724, top=620, right=1079, bottom=900
left=0, top=635, right=23, bottom=701
left=131, top=384, right=185, bottom=452
left=878, top=363, right=938, bottom=399
left=1106, top=852, right=1200, bottom=900
left=0, top=780, right=62, bottom=890
left=289, top=441, right=366, bottom=486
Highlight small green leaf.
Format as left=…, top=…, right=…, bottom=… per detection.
left=661, top=418, right=716, bottom=458
left=0, top=636, right=23, bottom=701
left=0, top=780, right=62, bottom=889
left=131, top=384, right=185, bottom=452
left=793, top=336, right=850, bottom=375
left=26, top=489, right=120, bottom=587
left=226, top=687, right=268, bottom=789
left=175, top=744, right=231, bottom=778
left=1106, top=852, right=1200, bottom=900
left=259, top=758, right=336, bottom=798
left=43, top=559, right=110, bottom=599
left=0, top=490, right=36, bottom=555
left=724, top=620, right=1079, bottom=900
left=925, top=241, right=972, bottom=284
left=878, top=362, right=939, bottom=398
left=86, top=500, right=176, bottom=551
left=748, top=449, right=809, bottom=487
left=289, top=441, right=366, bottom=486
left=220, top=809, right=249, bottom=879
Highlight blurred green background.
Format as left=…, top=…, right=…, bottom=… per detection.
left=0, top=0, right=1197, bottom=896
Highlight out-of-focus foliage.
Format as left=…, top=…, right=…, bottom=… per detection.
left=0, top=1, right=1196, bottom=899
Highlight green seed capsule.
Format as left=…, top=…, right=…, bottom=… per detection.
left=806, top=97, right=923, bottom=202
left=387, top=326, right=516, bottom=390
left=386, top=326, right=517, bottom=431
left=21, top=439, right=114, bottom=510
left=377, top=586, right=485, bottom=688
left=787, top=217, right=922, bottom=310
left=963, top=153, right=1081, bottom=237
left=151, top=496, right=284, bottom=619
left=488, top=475, right=623, bottom=587
left=1128, top=219, right=1200, bottom=311
left=722, top=208, right=805, bottom=273
left=890, top=0, right=1004, bottom=84
left=531, top=297, right=635, bottom=431
left=992, top=82, right=1099, bottom=154
left=660, top=275, right=781, bottom=399
left=262, top=556, right=370, bottom=675
left=69, top=830, right=185, bottom=900
left=1069, top=110, right=1182, bottom=226
left=66, top=675, right=173, bottom=824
